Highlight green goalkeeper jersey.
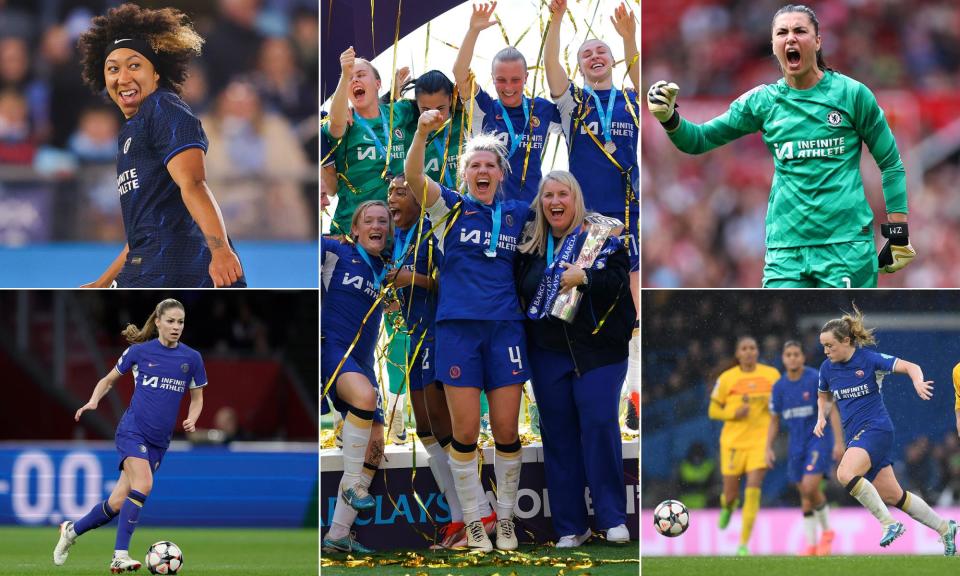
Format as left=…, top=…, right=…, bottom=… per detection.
left=666, top=70, right=906, bottom=248
left=323, top=102, right=417, bottom=234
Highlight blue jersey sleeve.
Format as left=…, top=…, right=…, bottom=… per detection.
left=869, top=349, right=898, bottom=373
left=148, top=92, right=209, bottom=166
left=474, top=88, right=496, bottom=117
left=190, top=350, right=208, bottom=389
left=818, top=361, right=830, bottom=393
left=116, top=344, right=139, bottom=375
left=770, top=379, right=783, bottom=415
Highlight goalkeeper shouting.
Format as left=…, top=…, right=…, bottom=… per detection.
left=647, top=4, right=914, bottom=288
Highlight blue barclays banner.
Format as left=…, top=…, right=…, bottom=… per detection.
left=0, top=444, right=318, bottom=527
left=320, top=442, right=640, bottom=549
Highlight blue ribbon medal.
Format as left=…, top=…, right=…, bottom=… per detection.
left=584, top=86, right=618, bottom=154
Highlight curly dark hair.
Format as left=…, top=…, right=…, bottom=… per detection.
left=77, top=4, right=204, bottom=96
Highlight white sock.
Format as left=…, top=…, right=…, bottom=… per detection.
left=328, top=468, right=375, bottom=540
left=476, top=479, right=492, bottom=517
left=449, top=447, right=482, bottom=523
left=803, top=513, right=817, bottom=546
left=494, top=445, right=522, bottom=521
left=340, top=411, right=374, bottom=492
left=814, top=503, right=831, bottom=531
left=424, top=438, right=463, bottom=522
left=113, top=550, right=128, bottom=558
left=848, top=477, right=895, bottom=526
left=900, top=491, right=949, bottom=535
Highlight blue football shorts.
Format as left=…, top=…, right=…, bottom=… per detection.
left=435, top=319, right=529, bottom=390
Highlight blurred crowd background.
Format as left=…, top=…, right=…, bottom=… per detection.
left=0, top=0, right=319, bottom=245
left=0, top=290, right=319, bottom=442
left=642, top=0, right=960, bottom=287
left=641, top=290, right=960, bottom=510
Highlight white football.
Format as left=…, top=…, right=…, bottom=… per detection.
left=146, top=541, right=183, bottom=575
left=654, top=499, right=690, bottom=537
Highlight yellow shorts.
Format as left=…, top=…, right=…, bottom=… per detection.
left=720, top=444, right=766, bottom=476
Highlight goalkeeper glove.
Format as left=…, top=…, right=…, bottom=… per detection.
left=877, top=222, right=916, bottom=274
left=647, top=80, right=680, bottom=130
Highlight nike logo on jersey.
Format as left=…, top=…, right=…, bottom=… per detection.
left=463, top=210, right=479, bottom=216
left=148, top=362, right=159, bottom=367
left=512, top=369, right=523, bottom=375
left=114, top=38, right=132, bottom=44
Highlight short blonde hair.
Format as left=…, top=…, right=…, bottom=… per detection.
left=519, top=170, right=587, bottom=256
left=457, top=133, right=511, bottom=194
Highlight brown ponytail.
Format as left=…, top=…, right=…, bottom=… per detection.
left=821, top=304, right=875, bottom=348
left=122, top=298, right=184, bottom=343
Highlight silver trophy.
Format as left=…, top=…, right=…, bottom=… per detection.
left=550, top=213, right=624, bottom=322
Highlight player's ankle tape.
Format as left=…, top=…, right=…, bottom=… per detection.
left=437, top=435, right=453, bottom=448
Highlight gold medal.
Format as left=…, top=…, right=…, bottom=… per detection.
left=604, top=140, right=617, bottom=154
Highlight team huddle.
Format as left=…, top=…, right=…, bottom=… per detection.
left=321, top=0, right=639, bottom=553
left=710, top=308, right=958, bottom=557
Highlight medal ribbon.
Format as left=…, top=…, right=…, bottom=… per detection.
left=391, top=225, right=417, bottom=267
left=352, top=110, right=389, bottom=160
left=496, top=96, right=530, bottom=157
left=465, top=193, right=501, bottom=257
left=584, top=86, right=617, bottom=147
left=355, top=243, right=386, bottom=289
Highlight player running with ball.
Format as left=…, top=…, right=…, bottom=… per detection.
left=54, top=299, right=207, bottom=572
left=815, top=306, right=957, bottom=553
left=648, top=4, right=914, bottom=288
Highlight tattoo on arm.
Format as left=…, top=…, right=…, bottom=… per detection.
left=205, top=235, right=226, bottom=250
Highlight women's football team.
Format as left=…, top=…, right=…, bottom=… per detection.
left=321, top=1, right=639, bottom=553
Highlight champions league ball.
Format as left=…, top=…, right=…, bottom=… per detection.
left=146, top=541, right=183, bottom=574
left=654, top=499, right=689, bottom=537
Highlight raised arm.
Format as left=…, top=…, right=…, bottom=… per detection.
left=82, top=243, right=129, bottom=288
left=168, top=148, right=243, bottom=287
left=404, top=110, right=445, bottom=207
left=327, top=46, right=356, bottom=139
left=545, top=0, right=571, bottom=98
left=75, top=367, right=124, bottom=421
left=183, top=387, right=204, bottom=432
left=611, top=2, right=639, bottom=91
left=453, top=2, right=498, bottom=98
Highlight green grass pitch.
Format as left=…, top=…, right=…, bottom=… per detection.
left=320, top=540, right=639, bottom=575
left=641, top=556, right=956, bottom=576
left=0, top=526, right=317, bottom=575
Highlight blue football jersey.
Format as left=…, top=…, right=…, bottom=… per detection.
left=818, top=348, right=898, bottom=437
left=115, top=339, right=207, bottom=447
left=555, top=84, right=640, bottom=217
left=321, top=238, right=386, bottom=368
left=771, top=366, right=834, bottom=455
left=393, top=221, right=438, bottom=344
left=426, top=184, right=529, bottom=322
left=470, top=90, right=561, bottom=204
left=115, top=89, right=243, bottom=287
